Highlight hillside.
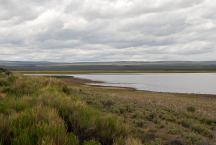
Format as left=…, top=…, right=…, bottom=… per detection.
left=0, top=69, right=135, bottom=145
left=1, top=61, right=216, bottom=72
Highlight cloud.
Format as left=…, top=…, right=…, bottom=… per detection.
left=0, top=0, right=216, bottom=62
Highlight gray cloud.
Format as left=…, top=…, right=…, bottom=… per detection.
left=0, top=0, right=216, bottom=62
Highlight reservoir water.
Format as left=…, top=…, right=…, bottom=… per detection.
left=26, top=73, right=216, bottom=95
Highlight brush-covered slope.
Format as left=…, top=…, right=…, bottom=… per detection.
left=0, top=69, right=140, bottom=145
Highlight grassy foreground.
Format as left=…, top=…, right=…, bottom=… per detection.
left=0, top=69, right=139, bottom=145
left=1, top=69, right=216, bottom=145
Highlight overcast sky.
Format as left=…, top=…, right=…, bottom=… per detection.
left=0, top=0, right=216, bottom=62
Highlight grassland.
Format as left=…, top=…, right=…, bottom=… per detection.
left=59, top=77, right=216, bottom=145
left=0, top=69, right=216, bottom=145
left=0, top=69, right=137, bottom=145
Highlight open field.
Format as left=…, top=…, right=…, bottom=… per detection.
left=1, top=69, right=216, bottom=145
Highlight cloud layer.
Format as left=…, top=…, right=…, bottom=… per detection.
left=0, top=0, right=216, bottom=62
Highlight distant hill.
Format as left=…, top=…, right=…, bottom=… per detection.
left=0, top=60, right=216, bottom=71
left=0, top=60, right=60, bottom=67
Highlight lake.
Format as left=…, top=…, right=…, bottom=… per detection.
left=26, top=73, right=216, bottom=95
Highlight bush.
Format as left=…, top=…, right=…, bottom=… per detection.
left=39, top=136, right=55, bottom=145
left=0, top=68, right=11, bottom=76
left=125, top=137, right=143, bottom=145
left=113, top=137, right=144, bottom=145
left=134, top=120, right=145, bottom=128
left=184, top=133, right=203, bottom=145
left=101, top=100, right=114, bottom=108
left=83, top=140, right=101, bottom=145
left=0, top=72, right=15, bottom=87
left=186, top=106, right=196, bottom=113
left=11, top=132, right=32, bottom=145
left=167, top=125, right=181, bottom=135
left=95, top=115, right=129, bottom=145
left=3, top=77, right=38, bottom=97
left=65, top=133, right=79, bottom=145
left=192, top=124, right=213, bottom=138
left=10, top=106, right=67, bottom=145
left=180, top=119, right=193, bottom=128
left=0, top=115, right=11, bottom=145
left=62, top=85, right=71, bottom=95
left=167, top=139, right=184, bottom=145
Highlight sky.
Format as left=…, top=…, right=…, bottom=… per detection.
left=0, top=0, right=216, bottom=62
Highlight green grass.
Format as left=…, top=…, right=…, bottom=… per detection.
left=0, top=69, right=138, bottom=145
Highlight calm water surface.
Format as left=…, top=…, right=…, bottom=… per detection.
left=27, top=73, right=216, bottom=95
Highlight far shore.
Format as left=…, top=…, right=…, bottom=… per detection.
left=13, top=69, right=216, bottom=74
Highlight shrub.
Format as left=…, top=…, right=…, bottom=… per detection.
left=184, top=133, right=202, bottom=145
left=67, top=105, right=100, bottom=139
left=62, top=85, right=71, bottom=95
left=65, top=133, right=79, bottom=145
left=119, top=107, right=127, bottom=114
left=186, top=106, right=196, bottom=113
left=11, top=132, right=32, bottom=145
left=167, top=139, right=184, bottom=145
left=146, top=112, right=156, bottom=121
left=39, top=136, right=55, bottom=145
left=140, top=138, right=162, bottom=145
left=10, top=106, right=67, bottom=145
left=0, top=72, right=15, bottom=87
left=83, top=140, right=101, bottom=145
left=95, top=115, right=129, bottom=145
left=167, top=124, right=181, bottom=135
left=125, top=137, right=143, bottom=145
left=192, top=124, right=213, bottom=138
left=113, top=137, right=125, bottom=145
left=0, top=115, right=11, bottom=145
left=0, top=68, right=11, bottom=76
left=3, top=78, right=37, bottom=97
left=113, top=137, right=143, bottom=145
left=180, top=119, right=193, bottom=128
left=134, top=120, right=145, bottom=128
left=101, top=100, right=114, bottom=108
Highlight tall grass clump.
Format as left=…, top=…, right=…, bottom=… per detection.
left=0, top=114, right=11, bottom=145
left=10, top=106, right=67, bottom=145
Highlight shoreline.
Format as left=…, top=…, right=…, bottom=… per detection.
left=59, top=76, right=216, bottom=98
left=23, top=72, right=216, bottom=97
